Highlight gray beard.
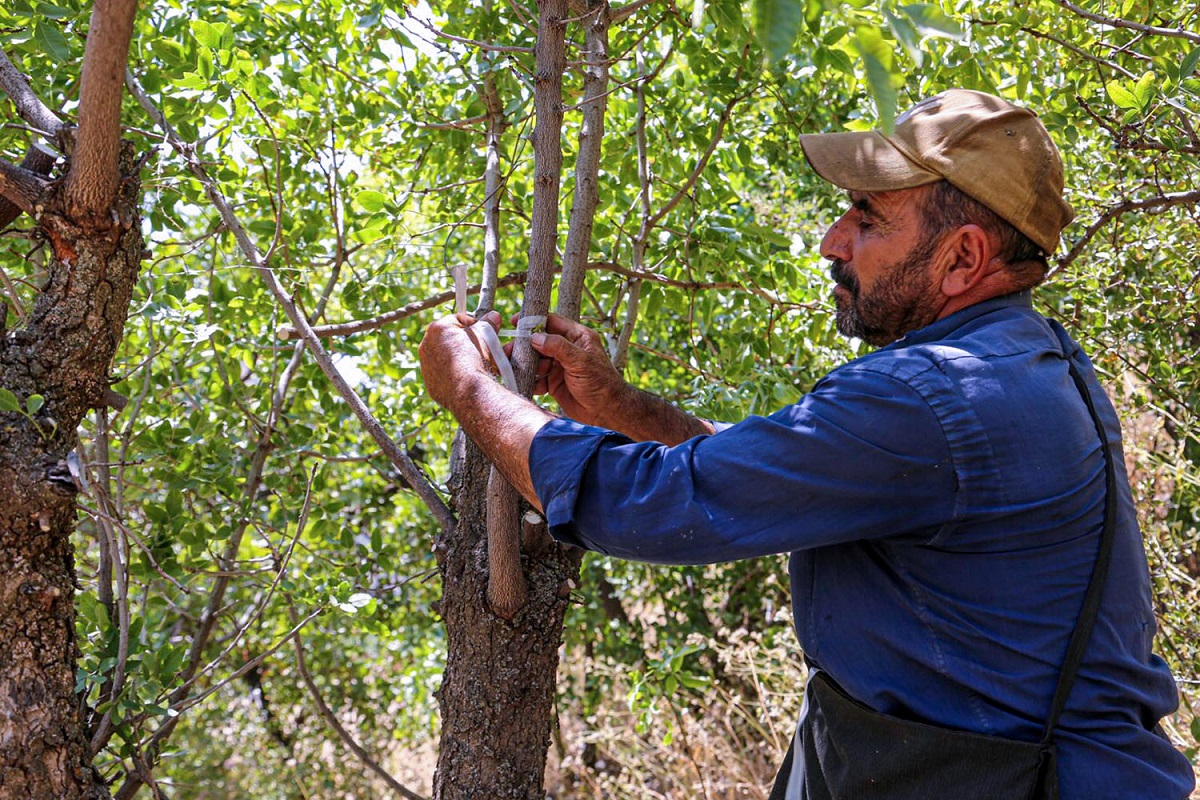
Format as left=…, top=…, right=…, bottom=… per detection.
left=831, top=237, right=941, bottom=347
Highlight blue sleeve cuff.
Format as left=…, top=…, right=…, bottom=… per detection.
left=529, top=418, right=632, bottom=549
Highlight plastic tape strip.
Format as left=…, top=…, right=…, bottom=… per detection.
left=472, top=322, right=518, bottom=392
left=499, top=315, right=547, bottom=338
left=450, top=264, right=519, bottom=392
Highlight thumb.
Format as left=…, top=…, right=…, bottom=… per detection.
left=530, top=331, right=576, bottom=363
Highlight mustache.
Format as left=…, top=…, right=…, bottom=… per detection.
left=830, top=260, right=858, bottom=295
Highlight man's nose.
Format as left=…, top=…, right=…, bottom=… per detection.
left=820, top=215, right=851, bottom=263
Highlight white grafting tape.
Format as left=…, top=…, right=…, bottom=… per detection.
left=500, top=315, right=547, bottom=339
left=451, top=264, right=519, bottom=392
left=450, top=264, right=468, bottom=315
left=474, top=322, right=518, bottom=392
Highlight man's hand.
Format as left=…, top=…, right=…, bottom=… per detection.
left=419, top=311, right=502, bottom=412
left=527, top=313, right=631, bottom=428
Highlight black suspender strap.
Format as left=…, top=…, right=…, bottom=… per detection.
left=1038, top=359, right=1119, bottom=747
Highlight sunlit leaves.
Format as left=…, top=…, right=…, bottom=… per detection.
left=854, top=25, right=899, bottom=132
left=753, top=0, right=806, bottom=64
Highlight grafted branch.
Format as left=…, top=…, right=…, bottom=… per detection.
left=63, top=0, right=139, bottom=221
left=558, top=0, right=609, bottom=321
left=485, top=0, right=569, bottom=620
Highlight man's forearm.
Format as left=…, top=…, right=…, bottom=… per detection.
left=449, top=374, right=555, bottom=510
left=596, top=385, right=714, bottom=446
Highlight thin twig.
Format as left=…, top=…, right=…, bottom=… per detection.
left=414, top=17, right=534, bottom=53
left=1056, top=0, right=1200, bottom=44
left=1055, top=188, right=1200, bottom=272
left=288, top=601, right=428, bottom=800
left=125, top=69, right=455, bottom=534
left=611, top=0, right=658, bottom=23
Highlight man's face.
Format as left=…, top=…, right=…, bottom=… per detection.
left=820, top=187, right=944, bottom=347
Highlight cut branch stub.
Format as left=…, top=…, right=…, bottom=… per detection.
left=0, top=158, right=54, bottom=220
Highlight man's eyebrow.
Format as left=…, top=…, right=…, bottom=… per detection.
left=849, top=192, right=875, bottom=215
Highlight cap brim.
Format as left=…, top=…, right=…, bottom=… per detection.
left=799, top=131, right=941, bottom=192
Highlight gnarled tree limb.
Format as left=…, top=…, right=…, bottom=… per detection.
left=0, top=147, right=56, bottom=229
left=0, top=157, right=53, bottom=218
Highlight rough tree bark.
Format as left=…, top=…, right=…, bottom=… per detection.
left=0, top=2, right=140, bottom=798
left=431, top=0, right=583, bottom=796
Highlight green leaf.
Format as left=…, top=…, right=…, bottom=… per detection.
left=190, top=19, right=222, bottom=50
left=34, top=21, right=71, bottom=61
left=754, top=0, right=805, bottom=64
left=25, top=394, right=44, bottom=415
left=355, top=190, right=389, bottom=213
left=897, top=3, right=962, bottom=39
left=855, top=27, right=898, bottom=133
left=1105, top=81, right=1138, bottom=110
left=884, top=8, right=923, bottom=67
left=150, top=38, right=187, bottom=66
left=0, top=388, right=20, bottom=413
left=36, top=3, right=74, bottom=19
left=1132, top=70, right=1155, bottom=110
left=1182, top=46, right=1200, bottom=79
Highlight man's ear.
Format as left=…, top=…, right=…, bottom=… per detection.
left=938, top=224, right=997, bottom=298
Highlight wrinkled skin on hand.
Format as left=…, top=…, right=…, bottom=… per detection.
left=526, top=313, right=630, bottom=428
left=418, top=311, right=504, bottom=411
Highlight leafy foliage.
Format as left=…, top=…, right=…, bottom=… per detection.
left=1, top=0, right=1198, bottom=795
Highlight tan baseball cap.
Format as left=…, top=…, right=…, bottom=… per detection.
left=798, top=89, right=1075, bottom=255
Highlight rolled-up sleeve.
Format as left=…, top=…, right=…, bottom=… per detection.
left=528, top=367, right=958, bottom=565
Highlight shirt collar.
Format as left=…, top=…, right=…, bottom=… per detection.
left=882, top=290, right=1035, bottom=351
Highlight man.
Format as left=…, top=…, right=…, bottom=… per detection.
left=418, top=90, right=1195, bottom=798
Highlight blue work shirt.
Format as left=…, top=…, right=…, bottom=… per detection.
left=529, top=292, right=1194, bottom=799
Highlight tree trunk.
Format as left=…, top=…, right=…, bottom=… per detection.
left=433, top=0, right=584, bottom=794
left=0, top=143, right=143, bottom=800
left=433, top=444, right=581, bottom=799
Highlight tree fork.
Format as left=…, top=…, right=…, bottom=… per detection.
left=434, top=0, right=576, bottom=795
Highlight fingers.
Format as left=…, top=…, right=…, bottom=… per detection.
left=467, top=310, right=502, bottom=331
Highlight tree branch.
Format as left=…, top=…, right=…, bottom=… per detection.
left=125, top=70, right=456, bottom=534
left=277, top=260, right=815, bottom=341
left=478, top=61, right=506, bottom=314
left=645, top=83, right=753, bottom=232
left=558, top=0, right=609, bottom=321
left=0, top=146, right=56, bottom=228
left=485, top=0, right=569, bottom=620
left=0, top=48, right=64, bottom=136
left=414, top=17, right=534, bottom=53
left=611, top=0, right=658, bottom=23
left=1055, top=189, right=1200, bottom=272
left=1056, top=0, right=1200, bottom=43
left=288, top=602, right=427, bottom=800
left=275, top=273, right=527, bottom=341
left=0, top=156, right=53, bottom=218
left=63, top=0, right=139, bottom=222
